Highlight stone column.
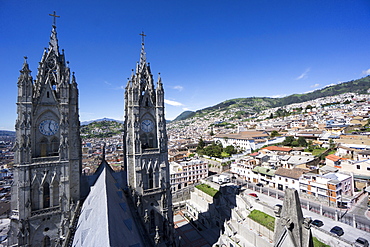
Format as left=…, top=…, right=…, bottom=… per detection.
left=353, top=215, right=356, bottom=228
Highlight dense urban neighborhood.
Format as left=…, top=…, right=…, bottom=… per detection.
left=1, top=90, right=370, bottom=246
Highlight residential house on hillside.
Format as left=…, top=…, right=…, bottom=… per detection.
left=295, top=130, right=323, bottom=140
left=281, top=153, right=318, bottom=170
left=260, top=146, right=292, bottom=154
left=251, top=166, right=276, bottom=186
left=214, top=130, right=285, bottom=153
left=230, top=158, right=258, bottom=180
left=326, top=151, right=370, bottom=189
left=275, top=167, right=310, bottom=191
left=299, top=172, right=354, bottom=207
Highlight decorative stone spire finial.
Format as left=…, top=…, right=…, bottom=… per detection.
left=138, top=32, right=147, bottom=72
left=48, top=12, right=60, bottom=54
left=49, top=11, right=60, bottom=27
left=154, top=226, right=160, bottom=245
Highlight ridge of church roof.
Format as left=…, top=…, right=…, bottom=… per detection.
left=73, top=165, right=146, bottom=247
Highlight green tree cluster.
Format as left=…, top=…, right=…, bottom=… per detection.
left=270, top=130, right=280, bottom=138
left=196, top=139, right=238, bottom=158
left=282, top=136, right=307, bottom=147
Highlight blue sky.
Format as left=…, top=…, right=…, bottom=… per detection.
left=1, top=0, right=370, bottom=130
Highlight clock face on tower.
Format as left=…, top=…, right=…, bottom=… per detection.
left=39, top=119, right=59, bottom=136
left=141, top=119, right=154, bottom=133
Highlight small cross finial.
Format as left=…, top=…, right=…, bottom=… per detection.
left=139, top=31, right=146, bottom=44
left=49, top=11, right=60, bottom=26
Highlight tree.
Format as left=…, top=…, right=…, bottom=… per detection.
left=204, top=143, right=222, bottom=158
left=305, top=105, right=313, bottom=110
left=197, top=138, right=205, bottom=149
left=196, top=138, right=205, bottom=154
left=270, top=130, right=280, bottom=138
left=282, top=136, right=295, bottom=146
left=291, top=140, right=299, bottom=147
left=224, top=145, right=237, bottom=156
left=297, top=137, right=308, bottom=147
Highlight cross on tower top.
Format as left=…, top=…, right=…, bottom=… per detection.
left=49, top=11, right=60, bottom=26
left=139, top=31, right=146, bottom=45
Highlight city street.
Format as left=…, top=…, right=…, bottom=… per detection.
left=240, top=183, right=370, bottom=244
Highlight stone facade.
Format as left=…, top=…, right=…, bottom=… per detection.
left=123, top=35, right=174, bottom=245
left=274, top=188, right=313, bottom=247
left=9, top=23, right=81, bottom=246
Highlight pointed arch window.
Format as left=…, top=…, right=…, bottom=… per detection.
left=150, top=209, right=155, bottom=230
left=51, top=137, right=59, bottom=156
left=148, top=167, right=154, bottom=189
left=31, top=183, right=40, bottom=210
left=42, top=236, right=51, bottom=247
left=148, top=133, right=155, bottom=148
left=52, top=179, right=59, bottom=206
left=154, top=166, right=159, bottom=188
left=141, top=134, right=148, bottom=149
left=40, top=138, right=48, bottom=157
left=43, top=182, right=50, bottom=208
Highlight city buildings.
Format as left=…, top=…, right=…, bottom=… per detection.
left=170, top=159, right=208, bottom=192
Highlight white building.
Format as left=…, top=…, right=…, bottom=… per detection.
left=170, top=159, right=209, bottom=192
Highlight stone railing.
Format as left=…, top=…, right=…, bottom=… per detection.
left=143, top=187, right=163, bottom=196
left=142, top=148, right=159, bottom=154
left=32, top=156, right=59, bottom=163
left=31, top=206, right=60, bottom=217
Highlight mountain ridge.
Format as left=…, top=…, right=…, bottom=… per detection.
left=81, top=118, right=123, bottom=126
left=172, top=75, right=370, bottom=122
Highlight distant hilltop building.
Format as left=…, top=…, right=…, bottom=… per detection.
left=9, top=13, right=175, bottom=246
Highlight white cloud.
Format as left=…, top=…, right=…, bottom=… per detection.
left=362, top=68, right=370, bottom=75
left=295, top=68, right=310, bottom=80
left=164, top=99, right=183, bottom=106
left=182, top=107, right=191, bottom=111
left=310, top=83, right=320, bottom=88
left=104, top=81, right=112, bottom=86
left=269, top=94, right=286, bottom=98
left=173, top=85, right=184, bottom=91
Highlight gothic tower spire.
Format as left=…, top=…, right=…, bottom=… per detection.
left=124, top=34, right=175, bottom=246
left=9, top=13, right=81, bottom=246
left=138, top=31, right=147, bottom=73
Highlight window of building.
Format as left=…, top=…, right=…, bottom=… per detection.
left=357, top=165, right=361, bottom=170
left=148, top=168, right=154, bottom=189
left=43, top=182, right=50, bottom=208
left=42, top=236, right=51, bottom=247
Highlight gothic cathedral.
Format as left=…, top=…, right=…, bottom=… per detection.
left=9, top=14, right=175, bottom=246
left=124, top=33, right=175, bottom=245
left=8, top=19, right=81, bottom=246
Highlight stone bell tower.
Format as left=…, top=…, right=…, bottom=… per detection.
left=123, top=32, right=174, bottom=246
left=8, top=12, right=81, bottom=246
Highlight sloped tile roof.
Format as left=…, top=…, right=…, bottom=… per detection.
left=262, top=146, right=292, bottom=152
left=275, top=167, right=309, bottom=179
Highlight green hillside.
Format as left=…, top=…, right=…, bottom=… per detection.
left=80, top=120, right=124, bottom=139
left=173, top=76, right=370, bottom=121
